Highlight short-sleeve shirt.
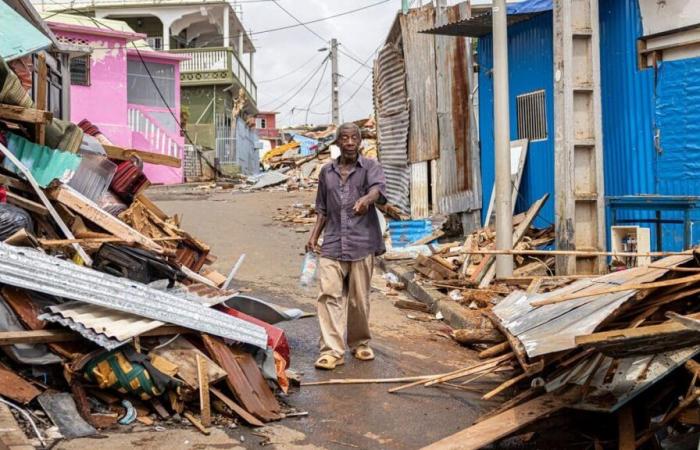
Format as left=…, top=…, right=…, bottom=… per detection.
left=315, top=156, right=386, bottom=261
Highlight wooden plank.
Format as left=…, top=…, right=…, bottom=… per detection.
left=0, top=174, right=31, bottom=192
left=478, top=341, right=511, bottom=359
left=0, top=104, right=52, bottom=124
left=480, top=194, right=550, bottom=287
left=48, top=185, right=163, bottom=253
left=394, top=299, right=430, bottom=313
left=574, top=314, right=700, bottom=357
left=210, top=387, right=264, bottom=427
left=618, top=406, right=635, bottom=450
left=0, top=365, right=41, bottom=404
left=416, top=254, right=457, bottom=279
left=0, top=326, right=188, bottom=345
left=102, top=144, right=181, bottom=168
left=150, top=337, right=227, bottom=388
left=202, top=335, right=281, bottom=422
left=409, top=230, right=445, bottom=247
left=183, top=411, right=210, bottom=435
left=0, top=402, right=35, bottom=450
left=482, top=371, right=529, bottom=400
left=196, top=354, right=211, bottom=428
left=421, top=391, right=577, bottom=450
left=6, top=192, right=49, bottom=216
left=35, top=54, right=47, bottom=145
left=534, top=273, right=700, bottom=306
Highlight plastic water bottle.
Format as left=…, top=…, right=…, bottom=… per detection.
left=300, top=252, right=319, bottom=287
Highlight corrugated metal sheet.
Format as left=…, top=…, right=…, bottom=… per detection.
left=410, top=161, right=430, bottom=218
left=374, top=43, right=411, bottom=215
left=0, top=0, right=51, bottom=60
left=401, top=5, right=439, bottom=163
left=478, top=12, right=555, bottom=228
left=0, top=243, right=268, bottom=348
left=434, top=3, right=480, bottom=215
left=235, top=117, right=260, bottom=176
left=492, top=254, right=692, bottom=357
left=39, top=284, right=234, bottom=349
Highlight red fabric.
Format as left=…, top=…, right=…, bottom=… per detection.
left=216, top=305, right=291, bottom=366
left=110, top=161, right=148, bottom=202
left=0, top=186, right=6, bottom=204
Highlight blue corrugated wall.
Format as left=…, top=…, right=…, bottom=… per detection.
left=478, top=12, right=555, bottom=229
left=478, top=1, right=700, bottom=250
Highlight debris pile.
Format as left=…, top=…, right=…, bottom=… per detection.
left=0, top=55, right=297, bottom=446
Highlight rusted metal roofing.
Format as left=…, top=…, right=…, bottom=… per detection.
left=420, top=11, right=540, bottom=37
left=0, top=243, right=267, bottom=348
left=433, top=3, right=481, bottom=215
left=400, top=5, right=439, bottom=163
left=374, top=43, right=410, bottom=215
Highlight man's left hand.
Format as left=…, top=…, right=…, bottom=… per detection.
left=353, top=196, right=371, bottom=215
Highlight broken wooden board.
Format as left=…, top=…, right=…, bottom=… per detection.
left=574, top=314, right=700, bottom=358
left=102, top=144, right=181, bottom=168
left=48, top=184, right=163, bottom=253
left=0, top=402, right=34, bottom=450
left=0, top=103, right=52, bottom=124
left=202, top=335, right=281, bottom=422
left=150, top=337, right=227, bottom=388
left=210, top=387, right=265, bottom=427
left=0, top=365, right=41, bottom=404
left=421, top=391, right=577, bottom=450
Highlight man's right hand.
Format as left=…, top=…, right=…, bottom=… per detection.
left=306, top=237, right=320, bottom=254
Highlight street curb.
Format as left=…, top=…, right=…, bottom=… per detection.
left=378, top=258, right=474, bottom=330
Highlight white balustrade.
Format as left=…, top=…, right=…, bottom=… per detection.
left=127, top=107, right=181, bottom=158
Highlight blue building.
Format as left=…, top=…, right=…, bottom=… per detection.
left=467, top=0, right=700, bottom=251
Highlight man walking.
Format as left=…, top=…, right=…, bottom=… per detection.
left=306, top=122, right=386, bottom=370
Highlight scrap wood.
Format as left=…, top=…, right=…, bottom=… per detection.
left=635, top=388, right=700, bottom=447
left=470, top=248, right=689, bottom=258
left=0, top=401, right=35, bottom=450
left=409, top=230, right=445, bottom=247
left=0, top=103, right=52, bottom=124
left=149, top=336, right=227, bottom=388
left=0, top=325, right=189, bottom=345
left=389, top=352, right=514, bottom=393
left=102, top=144, right=181, bottom=168
left=574, top=313, right=700, bottom=357
left=202, top=335, right=281, bottom=422
left=209, top=387, right=264, bottom=427
left=183, top=411, right=210, bottom=435
left=451, top=328, right=505, bottom=345
left=421, top=390, right=580, bottom=450
left=394, top=299, right=430, bottom=313
left=6, top=191, right=48, bottom=216
left=47, top=184, right=163, bottom=254
left=618, top=406, right=635, bottom=450
left=533, top=272, right=700, bottom=306
left=302, top=374, right=441, bottom=386
left=479, top=342, right=512, bottom=359
left=196, top=354, right=211, bottom=428
left=482, top=371, right=530, bottom=400
left=0, top=365, right=41, bottom=404
left=482, top=309, right=544, bottom=375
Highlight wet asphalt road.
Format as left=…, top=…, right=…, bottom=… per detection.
left=153, top=189, right=500, bottom=449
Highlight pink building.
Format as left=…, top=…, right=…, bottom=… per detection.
left=44, top=14, right=187, bottom=184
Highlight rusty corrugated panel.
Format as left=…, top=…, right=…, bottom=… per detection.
left=434, top=3, right=481, bottom=215
left=401, top=5, right=439, bottom=163
left=374, top=43, right=411, bottom=215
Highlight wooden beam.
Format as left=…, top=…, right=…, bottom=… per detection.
left=196, top=354, right=211, bottom=428
left=47, top=185, right=164, bottom=253
left=38, top=236, right=182, bottom=247
left=0, top=104, right=52, bottom=124
left=102, top=144, right=181, bottom=168
left=35, top=54, right=47, bottom=145
left=6, top=192, right=49, bottom=216
left=618, top=406, right=635, bottom=450
left=0, top=174, right=31, bottom=192
left=421, top=391, right=578, bottom=450
left=533, top=273, right=700, bottom=306
left=0, top=326, right=188, bottom=346
left=466, top=249, right=688, bottom=258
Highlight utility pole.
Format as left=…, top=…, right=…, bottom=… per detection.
left=493, top=0, right=513, bottom=278
left=330, top=38, right=340, bottom=125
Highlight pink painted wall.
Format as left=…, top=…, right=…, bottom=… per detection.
left=57, top=30, right=133, bottom=148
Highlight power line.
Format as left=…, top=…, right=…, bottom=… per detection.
left=256, top=52, right=323, bottom=84
left=305, top=57, right=329, bottom=124
left=311, top=44, right=379, bottom=109
left=267, top=54, right=330, bottom=112
left=340, top=69, right=373, bottom=108
left=259, top=55, right=329, bottom=109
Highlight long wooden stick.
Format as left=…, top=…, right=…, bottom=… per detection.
left=531, top=273, right=700, bottom=306
left=424, top=354, right=515, bottom=387
left=482, top=371, right=530, bottom=400
left=38, top=236, right=183, bottom=247
left=464, top=249, right=688, bottom=258
left=302, top=375, right=440, bottom=386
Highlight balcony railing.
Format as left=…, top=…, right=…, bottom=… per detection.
left=170, top=47, right=257, bottom=103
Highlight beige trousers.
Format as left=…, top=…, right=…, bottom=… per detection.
left=317, top=255, right=374, bottom=358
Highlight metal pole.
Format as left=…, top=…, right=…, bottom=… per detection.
left=331, top=38, right=340, bottom=125
left=493, top=0, right=513, bottom=278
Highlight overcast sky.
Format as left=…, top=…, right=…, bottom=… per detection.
left=239, top=0, right=401, bottom=127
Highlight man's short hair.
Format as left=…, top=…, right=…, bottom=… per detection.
left=335, top=122, right=361, bottom=142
